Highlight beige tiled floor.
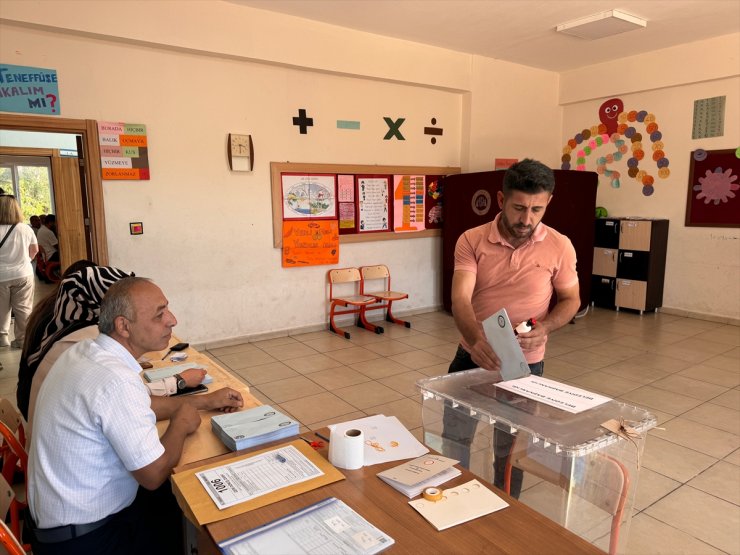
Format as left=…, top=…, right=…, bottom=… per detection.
left=1, top=304, right=738, bottom=554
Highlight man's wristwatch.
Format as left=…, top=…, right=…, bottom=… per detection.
left=174, top=373, right=187, bottom=391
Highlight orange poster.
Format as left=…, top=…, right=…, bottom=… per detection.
left=282, top=220, right=339, bottom=267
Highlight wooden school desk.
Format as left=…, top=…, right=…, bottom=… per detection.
left=174, top=430, right=604, bottom=555
left=144, top=338, right=260, bottom=466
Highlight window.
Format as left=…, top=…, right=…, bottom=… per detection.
left=0, top=155, right=55, bottom=221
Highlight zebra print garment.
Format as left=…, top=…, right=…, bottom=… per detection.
left=17, top=266, right=132, bottom=418
left=27, top=266, right=133, bottom=367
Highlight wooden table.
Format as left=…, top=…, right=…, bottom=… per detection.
left=143, top=339, right=260, bottom=466
left=176, top=431, right=604, bottom=555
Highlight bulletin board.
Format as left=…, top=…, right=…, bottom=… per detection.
left=685, top=148, right=740, bottom=227
left=271, top=162, right=460, bottom=248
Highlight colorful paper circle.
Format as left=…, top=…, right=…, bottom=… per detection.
left=642, top=185, right=654, bottom=196
left=693, top=149, right=707, bottom=161
left=658, top=167, right=670, bottom=179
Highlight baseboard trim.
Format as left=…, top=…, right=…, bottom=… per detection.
left=660, top=306, right=740, bottom=326
left=194, top=304, right=445, bottom=351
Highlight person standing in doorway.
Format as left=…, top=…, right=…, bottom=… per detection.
left=0, top=193, right=39, bottom=349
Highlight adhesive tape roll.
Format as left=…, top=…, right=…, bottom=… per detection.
left=423, top=487, right=444, bottom=502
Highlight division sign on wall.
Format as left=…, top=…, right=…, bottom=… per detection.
left=0, top=63, right=60, bottom=115
left=98, top=121, right=150, bottom=180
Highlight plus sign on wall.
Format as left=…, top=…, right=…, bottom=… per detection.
left=292, top=108, right=314, bottom=134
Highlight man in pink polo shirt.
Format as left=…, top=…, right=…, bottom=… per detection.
left=444, top=158, right=581, bottom=497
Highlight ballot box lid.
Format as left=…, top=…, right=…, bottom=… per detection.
left=417, top=369, right=656, bottom=456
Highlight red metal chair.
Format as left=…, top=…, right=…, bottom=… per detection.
left=34, top=247, right=61, bottom=283
left=358, top=264, right=410, bottom=333
left=503, top=434, right=629, bottom=555
left=328, top=268, right=377, bottom=339
left=0, top=421, right=28, bottom=551
left=0, top=476, right=27, bottom=555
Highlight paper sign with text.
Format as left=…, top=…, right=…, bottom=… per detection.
left=0, top=64, right=60, bottom=115
left=282, top=220, right=339, bottom=267
left=98, top=121, right=150, bottom=180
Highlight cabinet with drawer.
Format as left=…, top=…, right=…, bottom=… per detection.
left=591, top=219, right=669, bottom=313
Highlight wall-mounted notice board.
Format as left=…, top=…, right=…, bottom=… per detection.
left=271, top=162, right=460, bottom=248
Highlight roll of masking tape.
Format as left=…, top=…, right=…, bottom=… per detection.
left=423, top=487, right=444, bottom=502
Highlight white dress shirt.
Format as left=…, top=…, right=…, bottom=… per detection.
left=28, top=334, right=165, bottom=528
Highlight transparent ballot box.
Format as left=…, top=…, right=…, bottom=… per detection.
left=417, top=369, right=656, bottom=555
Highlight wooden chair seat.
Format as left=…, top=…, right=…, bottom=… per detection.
left=358, top=265, right=410, bottom=332
left=328, top=268, right=380, bottom=339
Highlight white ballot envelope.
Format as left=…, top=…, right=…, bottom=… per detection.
left=481, top=308, right=531, bottom=381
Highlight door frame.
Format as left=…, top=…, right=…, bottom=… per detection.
left=0, top=113, right=108, bottom=265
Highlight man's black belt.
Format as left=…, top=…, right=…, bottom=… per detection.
left=32, top=513, right=116, bottom=543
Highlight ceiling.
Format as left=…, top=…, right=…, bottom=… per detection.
left=227, top=0, right=740, bottom=72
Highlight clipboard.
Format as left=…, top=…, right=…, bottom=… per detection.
left=171, top=439, right=345, bottom=525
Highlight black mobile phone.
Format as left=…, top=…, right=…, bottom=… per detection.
left=174, top=384, right=208, bottom=396
left=170, top=342, right=189, bottom=351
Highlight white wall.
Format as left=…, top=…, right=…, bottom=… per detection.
left=560, top=35, right=740, bottom=320
left=6, top=1, right=732, bottom=343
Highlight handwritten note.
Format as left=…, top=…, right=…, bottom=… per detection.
left=282, top=220, right=339, bottom=267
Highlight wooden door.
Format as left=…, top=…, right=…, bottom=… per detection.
left=615, top=279, right=647, bottom=311
left=51, top=153, right=89, bottom=270
left=619, top=220, right=652, bottom=251
left=592, top=247, right=617, bottom=277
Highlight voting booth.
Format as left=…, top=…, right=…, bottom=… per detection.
left=417, top=369, right=656, bottom=555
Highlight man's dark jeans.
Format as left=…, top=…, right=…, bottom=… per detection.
left=442, top=345, right=543, bottom=498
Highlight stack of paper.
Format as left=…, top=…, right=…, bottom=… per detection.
left=329, top=414, right=429, bottom=466
left=408, top=479, right=509, bottom=531
left=377, top=454, right=461, bottom=498
left=143, top=363, right=213, bottom=384
left=211, top=405, right=298, bottom=451
left=218, top=497, right=394, bottom=555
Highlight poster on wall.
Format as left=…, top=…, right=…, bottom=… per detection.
left=692, top=96, right=725, bottom=140
left=393, top=175, right=425, bottom=232
left=98, top=121, right=150, bottom=180
left=424, top=175, right=443, bottom=230
left=282, top=220, right=339, bottom=267
left=685, top=148, right=739, bottom=227
left=0, top=64, right=60, bottom=116
left=337, top=175, right=356, bottom=232
left=281, top=174, right=337, bottom=220
left=357, top=176, right=390, bottom=233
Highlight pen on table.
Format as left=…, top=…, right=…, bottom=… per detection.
left=160, top=349, right=173, bottom=361
left=276, top=453, right=287, bottom=463
left=315, top=432, right=330, bottom=443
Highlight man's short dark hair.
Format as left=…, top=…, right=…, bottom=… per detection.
left=503, top=159, right=555, bottom=195
left=99, top=277, right=151, bottom=335
left=45, top=214, right=56, bottom=224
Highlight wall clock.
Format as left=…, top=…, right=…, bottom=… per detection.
left=228, top=133, right=253, bottom=171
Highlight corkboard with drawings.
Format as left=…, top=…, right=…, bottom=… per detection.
left=270, top=162, right=459, bottom=248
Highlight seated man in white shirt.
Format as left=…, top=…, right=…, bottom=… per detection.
left=36, top=213, right=59, bottom=262
left=27, top=277, right=244, bottom=555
